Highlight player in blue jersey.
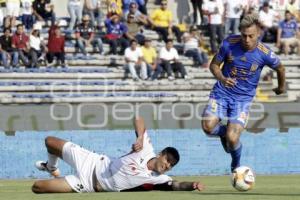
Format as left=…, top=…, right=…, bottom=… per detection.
left=201, top=14, right=286, bottom=172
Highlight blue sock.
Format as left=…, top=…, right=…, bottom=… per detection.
left=230, top=143, right=242, bottom=172
left=210, top=123, right=227, bottom=137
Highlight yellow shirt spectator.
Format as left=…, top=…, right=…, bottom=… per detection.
left=142, top=46, right=157, bottom=64
left=151, top=9, right=172, bottom=27
left=107, top=0, right=122, bottom=16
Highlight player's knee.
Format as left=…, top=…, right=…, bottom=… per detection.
left=201, top=121, right=214, bottom=135
left=45, top=136, right=55, bottom=149
left=32, top=181, right=44, bottom=194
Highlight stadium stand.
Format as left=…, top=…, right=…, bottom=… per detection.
left=0, top=0, right=299, bottom=104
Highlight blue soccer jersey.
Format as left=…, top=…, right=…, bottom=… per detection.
left=211, top=35, right=280, bottom=101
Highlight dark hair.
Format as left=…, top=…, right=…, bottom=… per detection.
left=263, top=1, right=269, bottom=7
left=3, top=28, right=11, bottom=33
left=285, top=10, right=291, bottom=15
left=130, top=39, right=137, bottom=45
left=166, top=38, right=173, bottom=43
left=161, top=147, right=180, bottom=166
left=17, top=24, right=24, bottom=29
left=190, top=25, right=198, bottom=32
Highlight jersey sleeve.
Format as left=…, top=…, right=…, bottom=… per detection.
left=215, top=39, right=229, bottom=63
left=121, top=181, right=174, bottom=192
left=264, top=50, right=280, bottom=70
left=149, top=175, right=172, bottom=185
left=142, top=131, right=153, bottom=150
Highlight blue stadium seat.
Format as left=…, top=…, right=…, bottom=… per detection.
left=11, top=92, right=177, bottom=98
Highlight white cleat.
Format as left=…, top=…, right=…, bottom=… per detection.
left=35, top=161, right=60, bottom=177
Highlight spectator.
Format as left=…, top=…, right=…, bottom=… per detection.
left=83, top=0, right=103, bottom=28
left=32, top=0, right=56, bottom=25
left=286, top=0, right=299, bottom=22
left=0, top=2, right=4, bottom=27
left=21, top=0, right=35, bottom=30
left=259, top=1, right=280, bottom=43
left=0, top=28, right=18, bottom=68
left=47, top=24, right=66, bottom=67
left=68, top=0, right=83, bottom=30
left=123, top=0, right=147, bottom=15
left=29, top=26, right=47, bottom=68
left=125, top=14, right=145, bottom=44
left=124, top=39, right=147, bottom=81
left=75, top=14, right=104, bottom=56
left=106, top=0, right=122, bottom=17
left=104, top=13, right=129, bottom=54
left=5, top=0, right=21, bottom=28
left=277, top=10, right=300, bottom=56
left=141, top=38, right=162, bottom=80
left=124, top=2, right=148, bottom=25
left=159, top=39, right=187, bottom=81
left=182, top=25, right=208, bottom=68
left=150, top=0, right=182, bottom=43
left=224, top=0, right=245, bottom=36
left=12, top=24, right=30, bottom=67
left=190, top=0, right=204, bottom=25
left=202, top=0, right=224, bottom=54
left=244, top=0, right=260, bottom=13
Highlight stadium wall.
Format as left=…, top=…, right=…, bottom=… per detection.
left=0, top=103, right=300, bottom=132
left=0, top=128, right=300, bottom=179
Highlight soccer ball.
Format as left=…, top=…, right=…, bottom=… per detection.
left=231, top=166, right=255, bottom=191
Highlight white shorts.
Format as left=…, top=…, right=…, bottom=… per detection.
left=63, top=142, right=103, bottom=193
left=6, top=2, right=20, bottom=17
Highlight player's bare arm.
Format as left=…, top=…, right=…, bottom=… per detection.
left=172, top=181, right=205, bottom=191
left=122, top=181, right=205, bottom=192
left=209, top=55, right=236, bottom=88
left=273, top=63, right=286, bottom=95
left=132, top=116, right=146, bottom=152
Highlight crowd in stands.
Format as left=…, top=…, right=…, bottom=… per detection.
left=0, top=0, right=299, bottom=81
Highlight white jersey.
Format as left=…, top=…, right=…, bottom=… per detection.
left=95, top=131, right=172, bottom=191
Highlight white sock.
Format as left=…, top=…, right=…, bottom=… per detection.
left=46, top=153, right=58, bottom=171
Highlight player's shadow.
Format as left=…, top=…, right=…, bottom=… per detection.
left=198, top=192, right=300, bottom=197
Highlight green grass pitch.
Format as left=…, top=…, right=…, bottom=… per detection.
left=1, top=176, right=300, bottom=200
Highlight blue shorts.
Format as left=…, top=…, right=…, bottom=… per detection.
left=203, top=94, right=251, bottom=127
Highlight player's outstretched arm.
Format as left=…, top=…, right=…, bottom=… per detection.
left=132, top=116, right=146, bottom=152
left=172, top=181, right=205, bottom=191
left=122, top=181, right=205, bottom=192
left=272, top=63, right=286, bottom=95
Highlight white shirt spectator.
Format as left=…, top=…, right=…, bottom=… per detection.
left=182, top=32, right=199, bottom=52
left=259, top=9, right=278, bottom=28
left=159, top=47, right=179, bottom=62
left=202, top=0, right=224, bottom=24
left=223, top=0, right=245, bottom=18
left=30, top=34, right=43, bottom=51
left=125, top=47, right=143, bottom=63
left=6, top=0, right=21, bottom=17
left=68, top=0, right=82, bottom=6
left=245, top=0, right=260, bottom=11
left=21, top=0, right=33, bottom=15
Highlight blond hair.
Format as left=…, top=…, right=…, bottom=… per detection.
left=239, top=13, right=261, bottom=30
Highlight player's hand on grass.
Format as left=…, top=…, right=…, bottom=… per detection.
left=132, top=137, right=143, bottom=152
left=193, top=182, right=205, bottom=191
left=272, top=87, right=285, bottom=95
left=221, top=77, right=236, bottom=88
